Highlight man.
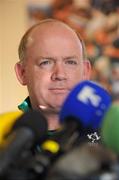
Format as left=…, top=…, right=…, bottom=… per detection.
left=15, top=18, right=91, bottom=131
left=0, top=19, right=91, bottom=179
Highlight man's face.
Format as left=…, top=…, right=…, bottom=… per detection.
left=16, top=24, right=91, bottom=112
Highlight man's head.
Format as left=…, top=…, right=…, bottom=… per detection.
left=15, top=19, right=91, bottom=113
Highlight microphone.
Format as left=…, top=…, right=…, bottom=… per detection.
left=47, top=143, right=117, bottom=179
left=40, top=81, right=111, bottom=155
left=0, top=110, right=48, bottom=175
left=101, top=104, right=119, bottom=154
left=29, top=81, right=111, bottom=177
left=0, top=111, right=23, bottom=145
left=60, top=80, right=111, bottom=130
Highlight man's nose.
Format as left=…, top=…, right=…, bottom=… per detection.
left=51, top=63, right=67, bottom=81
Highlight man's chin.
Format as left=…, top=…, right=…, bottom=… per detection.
left=39, top=104, right=61, bottom=115
left=48, top=104, right=62, bottom=114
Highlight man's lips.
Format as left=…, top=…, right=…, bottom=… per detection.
left=49, top=88, right=69, bottom=94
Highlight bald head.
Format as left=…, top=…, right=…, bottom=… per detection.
left=18, top=19, right=86, bottom=62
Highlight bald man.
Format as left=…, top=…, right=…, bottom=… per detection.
left=15, top=19, right=91, bottom=130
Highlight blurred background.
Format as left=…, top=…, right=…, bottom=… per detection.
left=0, top=0, right=119, bottom=113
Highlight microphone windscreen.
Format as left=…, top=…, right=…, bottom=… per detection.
left=101, top=104, right=119, bottom=153
left=12, top=110, right=48, bottom=143
left=60, top=81, right=111, bottom=129
left=0, top=110, right=48, bottom=146
left=0, top=111, right=23, bottom=144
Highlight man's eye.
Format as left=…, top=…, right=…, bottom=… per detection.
left=39, top=60, right=54, bottom=69
left=40, top=61, right=50, bottom=65
left=66, top=60, right=77, bottom=65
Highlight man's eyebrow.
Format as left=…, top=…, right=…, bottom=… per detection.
left=37, top=55, right=79, bottom=61
left=63, top=55, right=79, bottom=60
left=37, top=56, right=56, bottom=60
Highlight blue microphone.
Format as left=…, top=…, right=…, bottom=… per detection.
left=60, top=80, right=111, bottom=130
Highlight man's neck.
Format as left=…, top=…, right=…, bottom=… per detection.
left=39, top=107, right=61, bottom=130
left=45, top=113, right=60, bottom=130
left=30, top=102, right=60, bottom=130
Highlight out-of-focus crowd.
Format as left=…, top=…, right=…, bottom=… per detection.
left=27, top=0, right=119, bottom=101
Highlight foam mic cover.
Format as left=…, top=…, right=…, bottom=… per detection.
left=101, top=104, right=119, bottom=153
left=0, top=111, right=23, bottom=145
left=60, top=80, right=111, bottom=129
left=12, top=110, right=48, bottom=144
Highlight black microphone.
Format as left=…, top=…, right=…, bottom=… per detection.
left=0, top=110, right=48, bottom=176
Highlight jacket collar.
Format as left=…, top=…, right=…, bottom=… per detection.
left=18, top=96, right=31, bottom=112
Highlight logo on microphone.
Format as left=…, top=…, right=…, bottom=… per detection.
left=77, top=86, right=101, bottom=107
left=87, top=132, right=100, bottom=143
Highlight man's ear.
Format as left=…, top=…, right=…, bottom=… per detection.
left=83, top=60, right=92, bottom=80
left=14, top=62, right=27, bottom=85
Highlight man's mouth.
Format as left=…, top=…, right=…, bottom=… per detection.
left=49, top=88, right=69, bottom=94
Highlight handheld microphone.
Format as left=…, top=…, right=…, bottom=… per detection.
left=101, top=104, right=119, bottom=154
left=0, top=110, right=48, bottom=175
left=60, top=80, right=111, bottom=130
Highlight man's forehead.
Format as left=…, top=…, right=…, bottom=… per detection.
left=26, top=22, right=79, bottom=48
left=26, top=22, right=65, bottom=47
